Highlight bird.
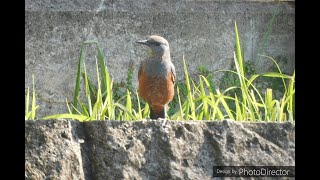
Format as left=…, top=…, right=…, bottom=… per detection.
left=136, top=35, right=176, bottom=119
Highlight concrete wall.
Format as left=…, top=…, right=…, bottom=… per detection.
left=25, top=0, right=295, bottom=117
left=25, top=120, right=295, bottom=179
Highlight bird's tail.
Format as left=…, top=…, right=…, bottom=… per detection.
left=150, top=105, right=166, bottom=119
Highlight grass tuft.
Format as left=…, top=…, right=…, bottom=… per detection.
left=25, top=75, right=39, bottom=120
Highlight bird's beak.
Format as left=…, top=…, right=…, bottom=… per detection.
left=136, top=40, right=149, bottom=46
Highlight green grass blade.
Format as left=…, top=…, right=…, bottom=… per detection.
left=31, top=75, right=36, bottom=119
left=247, top=74, right=260, bottom=88
left=71, top=100, right=84, bottom=115
left=235, top=21, right=244, bottom=76
left=66, top=98, right=72, bottom=114
left=25, top=111, right=33, bottom=120
left=104, top=64, right=114, bottom=120
left=270, top=100, right=278, bottom=121
left=116, top=111, right=123, bottom=120
left=96, top=43, right=108, bottom=98
left=125, top=89, right=132, bottom=120
left=80, top=102, right=89, bottom=117
left=200, top=75, right=222, bottom=121
left=72, top=43, right=85, bottom=113
left=143, top=103, right=149, bottom=119
left=92, top=57, right=103, bottom=120
left=114, top=103, right=136, bottom=120
left=265, top=88, right=273, bottom=121
left=136, top=89, right=143, bottom=120
left=287, top=71, right=295, bottom=121
left=249, top=89, right=261, bottom=120
left=278, top=94, right=286, bottom=122
left=177, top=86, right=184, bottom=120
left=259, top=54, right=287, bottom=92
left=216, top=89, right=235, bottom=120
left=199, top=76, right=209, bottom=120
left=207, top=95, right=225, bottom=121
left=26, top=87, right=30, bottom=118
left=82, top=61, right=93, bottom=116
left=233, top=52, right=248, bottom=116
left=260, top=72, right=292, bottom=79
left=234, top=95, right=242, bottom=120
left=183, top=55, right=196, bottom=119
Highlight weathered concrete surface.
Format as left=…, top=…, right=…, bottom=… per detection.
left=25, top=119, right=295, bottom=179
left=25, top=120, right=85, bottom=179
left=25, top=0, right=295, bottom=117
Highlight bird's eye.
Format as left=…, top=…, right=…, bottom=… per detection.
left=153, top=42, right=161, bottom=46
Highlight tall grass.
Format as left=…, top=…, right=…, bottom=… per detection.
left=42, top=40, right=149, bottom=121
left=171, top=22, right=294, bottom=121
left=42, top=22, right=295, bottom=122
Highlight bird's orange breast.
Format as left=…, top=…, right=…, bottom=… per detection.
left=138, top=72, right=174, bottom=106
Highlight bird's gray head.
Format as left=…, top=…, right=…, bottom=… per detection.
left=136, top=35, right=170, bottom=57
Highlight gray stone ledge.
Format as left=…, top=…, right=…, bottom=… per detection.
left=25, top=119, right=295, bottom=179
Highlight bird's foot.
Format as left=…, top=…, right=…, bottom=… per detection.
left=157, top=118, right=167, bottom=127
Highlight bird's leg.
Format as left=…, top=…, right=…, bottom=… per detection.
left=161, top=106, right=167, bottom=127
left=149, top=107, right=157, bottom=119
left=159, top=106, right=166, bottom=119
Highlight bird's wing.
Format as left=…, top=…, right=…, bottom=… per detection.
left=138, top=62, right=143, bottom=80
left=170, top=64, right=176, bottom=85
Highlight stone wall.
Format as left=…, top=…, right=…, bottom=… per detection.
left=25, top=119, right=295, bottom=179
